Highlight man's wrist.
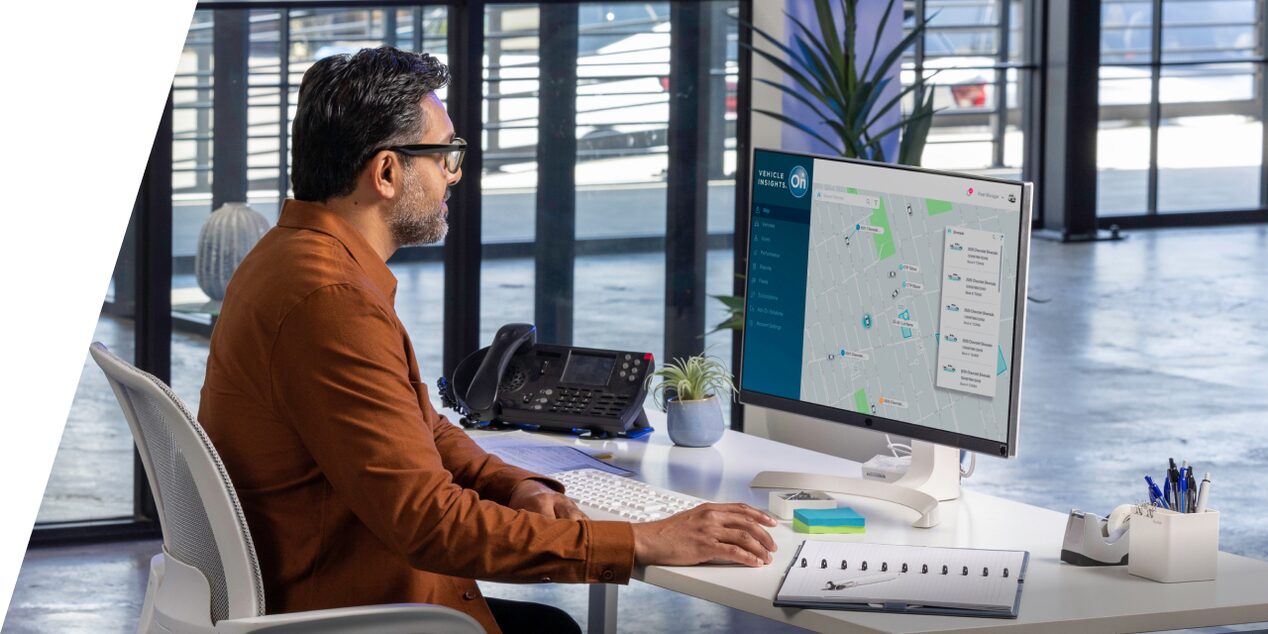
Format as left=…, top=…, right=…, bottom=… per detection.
left=515, top=477, right=564, bottom=495
left=511, top=478, right=555, bottom=497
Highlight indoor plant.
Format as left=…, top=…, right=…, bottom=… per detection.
left=743, top=0, right=937, bottom=163
left=716, top=0, right=938, bottom=333
left=646, top=355, right=736, bottom=447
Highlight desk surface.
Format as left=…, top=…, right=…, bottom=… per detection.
left=496, top=422, right=1268, bottom=634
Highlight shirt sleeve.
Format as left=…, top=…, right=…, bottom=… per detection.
left=268, top=283, right=634, bottom=583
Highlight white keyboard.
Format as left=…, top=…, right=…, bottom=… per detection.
left=550, top=468, right=707, bottom=522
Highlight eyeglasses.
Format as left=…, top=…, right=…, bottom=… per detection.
left=382, top=137, right=467, bottom=174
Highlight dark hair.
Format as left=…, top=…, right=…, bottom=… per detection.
left=291, top=46, right=450, bottom=202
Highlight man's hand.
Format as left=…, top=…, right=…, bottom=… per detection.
left=507, top=479, right=587, bottom=520
left=631, top=503, right=777, bottom=567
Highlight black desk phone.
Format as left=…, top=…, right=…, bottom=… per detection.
left=439, top=323, right=655, bottom=438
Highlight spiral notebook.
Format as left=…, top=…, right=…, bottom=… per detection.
left=774, top=541, right=1029, bottom=618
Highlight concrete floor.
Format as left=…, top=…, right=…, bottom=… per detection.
left=10, top=225, right=1268, bottom=632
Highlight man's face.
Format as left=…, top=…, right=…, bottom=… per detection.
left=388, top=93, right=463, bottom=246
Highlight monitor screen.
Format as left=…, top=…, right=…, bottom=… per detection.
left=740, top=149, right=1030, bottom=456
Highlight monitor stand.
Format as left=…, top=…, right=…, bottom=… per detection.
left=750, top=440, right=960, bottom=528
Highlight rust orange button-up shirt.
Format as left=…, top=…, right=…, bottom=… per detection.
left=198, top=200, right=635, bottom=633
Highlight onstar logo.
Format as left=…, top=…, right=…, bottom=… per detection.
left=788, top=165, right=809, bottom=198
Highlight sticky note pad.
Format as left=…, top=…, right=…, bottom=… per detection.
left=793, top=507, right=865, bottom=534
left=792, top=519, right=865, bottom=534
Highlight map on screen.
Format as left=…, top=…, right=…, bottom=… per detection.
left=742, top=150, right=1025, bottom=444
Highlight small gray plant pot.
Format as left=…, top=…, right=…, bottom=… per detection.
left=666, top=395, right=725, bottom=447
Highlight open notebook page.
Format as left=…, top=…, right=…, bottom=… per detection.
left=778, top=541, right=1026, bottom=611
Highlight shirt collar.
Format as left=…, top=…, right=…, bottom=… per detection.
left=277, top=199, right=398, bottom=302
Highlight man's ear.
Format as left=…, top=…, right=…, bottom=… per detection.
left=366, top=150, right=402, bottom=200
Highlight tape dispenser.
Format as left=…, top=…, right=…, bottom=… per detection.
left=1060, top=504, right=1133, bottom=566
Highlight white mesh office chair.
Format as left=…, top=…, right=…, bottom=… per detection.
left=89, top=342, right=484, bottom=634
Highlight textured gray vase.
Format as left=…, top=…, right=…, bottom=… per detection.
left=196, top=202, right=271, bottom=300
left=666, top=395, right=726, bottom=447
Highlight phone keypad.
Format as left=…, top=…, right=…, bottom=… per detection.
left=537, top=387, right=632, bottom=417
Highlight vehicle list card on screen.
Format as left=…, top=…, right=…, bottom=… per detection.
left=742, top=150, right=814, bottom=401
left=935, top=226, right=1005, bottom=398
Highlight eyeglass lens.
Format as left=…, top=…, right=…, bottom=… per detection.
left=446, top=139, right=466, bottom=173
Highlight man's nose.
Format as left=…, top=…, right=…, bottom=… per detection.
left=447, top=167, right=462, bottom=186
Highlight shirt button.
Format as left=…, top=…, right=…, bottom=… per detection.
left=600, top=569, right=615, bottom=581
left=462, top=591, right=477, bottom=601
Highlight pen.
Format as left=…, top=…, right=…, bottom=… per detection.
left=1196, top=472, right=1212, bottom=513
left=1181, top=461, right=1189, bottom=510
left=1168, top=459, right=1180, bottom=510
left=1145, top=475, right=1167, bottom=509
left=1181, top=469, right=1191, bottom=512
left=1178, top=467, right=1188, bottom=513
left=823, top=573, right=899, bottom=591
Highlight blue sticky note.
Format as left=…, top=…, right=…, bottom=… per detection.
left=794, top=507, right=865, bottom=527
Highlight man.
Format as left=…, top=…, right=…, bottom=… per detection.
left=199, top=46, right=776, bottom=634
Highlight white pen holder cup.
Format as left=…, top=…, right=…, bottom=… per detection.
left=1128, top=508, right=1219, bottom=583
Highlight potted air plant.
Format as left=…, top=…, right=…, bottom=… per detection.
left=646, top=354, right=736, bottom=447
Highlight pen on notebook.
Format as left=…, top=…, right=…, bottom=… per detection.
left=822, top=573, right=899, bottom=591
left=1196, top=472, right=1212, bottom=513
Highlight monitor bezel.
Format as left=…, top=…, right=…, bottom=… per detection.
left=738, top=148, right=1031, bottom=459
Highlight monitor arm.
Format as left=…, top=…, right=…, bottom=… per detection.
left=750, top=441, right=960, bottom=528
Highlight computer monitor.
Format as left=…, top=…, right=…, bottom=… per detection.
left=739, top=148, right=1032, bottom=527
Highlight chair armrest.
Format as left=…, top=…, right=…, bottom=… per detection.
left=215, top=604, right=484, bottom=634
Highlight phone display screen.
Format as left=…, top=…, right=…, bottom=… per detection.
left=562, top=352, right=616, bottom=386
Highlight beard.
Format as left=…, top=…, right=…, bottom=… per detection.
left=387, top=162, right=448, bottom=246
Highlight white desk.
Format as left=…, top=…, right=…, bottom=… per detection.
left=486, top=420, right=1268, bottom=634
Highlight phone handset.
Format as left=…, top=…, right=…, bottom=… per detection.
left=463, top=323, right=536, bottom=420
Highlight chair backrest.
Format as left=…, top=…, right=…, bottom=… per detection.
left=89, top=342, right=265, bottom=623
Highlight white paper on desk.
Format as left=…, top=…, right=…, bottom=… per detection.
left=474, top=432, right=634, bottom=477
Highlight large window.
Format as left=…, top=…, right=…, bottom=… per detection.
left=33, top=0, right=743, bottom=539
left=476, top=3, right=739, bottom=399
left=903, top=0, right=1037, bottom=180
left=169, top=7, right=452, bottom=407
left=1098, top=0, right=1263, bottom=218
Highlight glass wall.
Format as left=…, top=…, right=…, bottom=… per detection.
left=1098, top=0, right=1263, bottom=217
left=169, top=7, right=451, bottom=411
left=571, top=3, right=673, bottom=359
left=478, top=2, right=739, bottom=386
left=35, top=1, right=741, bottom=535
left=903, top=0, right=1033, bottom=179
left=480, top=3, right=538, bottom=343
